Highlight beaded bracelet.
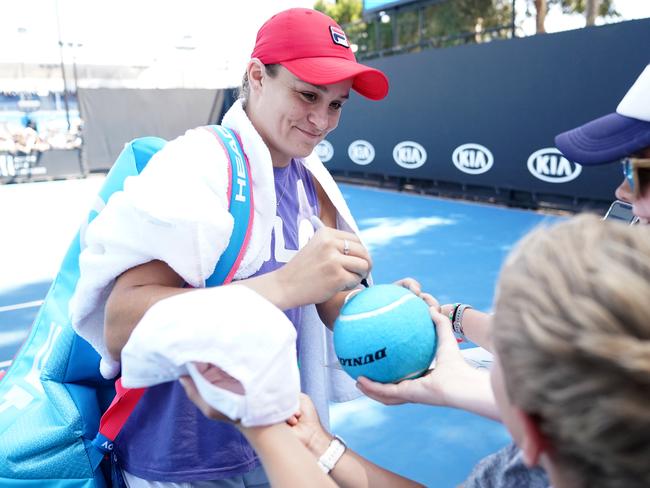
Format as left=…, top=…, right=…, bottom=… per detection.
left=448, top=303, right=460, bottom=324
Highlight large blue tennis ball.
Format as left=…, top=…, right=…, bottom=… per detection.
left=333, top=284, right=436, bottom=384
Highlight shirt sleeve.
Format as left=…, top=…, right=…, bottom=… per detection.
left=463, top=443, right=550, bottom=488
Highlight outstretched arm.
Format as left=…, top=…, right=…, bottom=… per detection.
left=179, top=377, right=338, bottom=487
left=180, top=374, right=423, bottom=488
left=439, top=304, right=493, bottom=352
left=288, top=394, right=425, bottom=488
left=243, top=424, right=339, bottom=488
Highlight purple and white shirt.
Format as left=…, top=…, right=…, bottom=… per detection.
left=116, top=159, right=320, bottom=482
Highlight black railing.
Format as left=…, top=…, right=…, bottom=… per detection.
left=339, top=0, right=517, bottom=61
left=355, top=24, right=515, bottom=60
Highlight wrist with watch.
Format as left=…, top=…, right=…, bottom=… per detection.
left=317, top=435, right=347, bottom=474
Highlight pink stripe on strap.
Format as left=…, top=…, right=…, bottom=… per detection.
left=224, top=131, right=255, bottom=284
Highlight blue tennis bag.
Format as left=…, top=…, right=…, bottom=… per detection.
left=0, top=126, right=253, bottom=487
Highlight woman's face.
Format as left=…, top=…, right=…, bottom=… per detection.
left=248, top=64, right=353, bottom=166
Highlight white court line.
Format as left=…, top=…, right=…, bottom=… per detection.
left=1, top=300, right=45, bottom=371
left=336, top=293, right=418, bottom=322
left=0, top=300, right=44, bottom=313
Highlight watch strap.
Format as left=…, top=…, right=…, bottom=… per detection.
left=317, top=435, right=347, bottom=474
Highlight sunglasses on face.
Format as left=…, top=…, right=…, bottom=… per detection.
left=622, top=157, right=650, bottom=197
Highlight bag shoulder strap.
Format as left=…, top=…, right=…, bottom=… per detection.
left=91, top=125, right=254, bottom=463
left=202, top=125, right=254, bottom=286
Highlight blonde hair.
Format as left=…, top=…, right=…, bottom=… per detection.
left=493, top=214, right=650, bottom=488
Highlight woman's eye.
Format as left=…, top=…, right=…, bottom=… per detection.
left=301, top=92, right=316, bottom=102
left=330, top=102, right=342, bottom=111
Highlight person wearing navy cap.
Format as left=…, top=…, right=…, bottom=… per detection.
left=70, top=7, right=422, bottom=488
left=556, top=63, right=650, bottom=224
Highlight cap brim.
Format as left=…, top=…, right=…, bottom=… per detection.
left=555, top=113, right=650, bottom=165
left=281, top=57, right=389, bottom=101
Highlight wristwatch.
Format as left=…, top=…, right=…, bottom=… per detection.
left=317, top=435, right=347, bottom=474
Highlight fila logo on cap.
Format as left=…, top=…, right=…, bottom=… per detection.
left=330, top=26, right=349, bottom=48
left=527, top=148, right=582, bottom=183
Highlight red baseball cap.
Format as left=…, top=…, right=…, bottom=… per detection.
left=251, top=8, right=389, bottom=101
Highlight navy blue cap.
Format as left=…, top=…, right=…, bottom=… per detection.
left=555, top=64, right=650, bottom=166
left=555, top=113, right=650, bottom=166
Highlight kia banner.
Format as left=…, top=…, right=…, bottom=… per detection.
left=320, top=18, right=650, bottom=208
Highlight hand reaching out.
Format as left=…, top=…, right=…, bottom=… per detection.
left=356, top=308, right=499, bottom=420
left=356, top=308, right=468, bottom=405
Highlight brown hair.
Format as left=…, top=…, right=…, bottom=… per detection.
left=493, top=214, right=650, bottom=488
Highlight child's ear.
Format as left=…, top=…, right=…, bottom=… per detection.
left=513, top=407, right=550, bottom=467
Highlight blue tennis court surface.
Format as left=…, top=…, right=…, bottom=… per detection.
left=330, top=185, right=562, bottom=486
left=0, top=177, right=561, bottom=486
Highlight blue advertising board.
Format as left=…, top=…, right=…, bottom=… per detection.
left=319, top=18, right=650, bottom=208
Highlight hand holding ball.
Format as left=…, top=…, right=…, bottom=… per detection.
left=333, top=284, right=436, bottom=384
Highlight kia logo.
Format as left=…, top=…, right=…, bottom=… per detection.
left=452, top=143, right=494, bottom=175
left=315, top=140, right=334, bottom=163
left=348, top=140, right=375, bottom=165
left=393, top=141, right=427, bottom=169
left=527, top=148, right=582, bottom=183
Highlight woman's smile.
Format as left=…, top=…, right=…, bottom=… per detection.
left=295, top=126, right=323, bottom=140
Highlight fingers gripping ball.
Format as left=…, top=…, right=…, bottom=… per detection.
left=333, top=284, right=436, bottom=384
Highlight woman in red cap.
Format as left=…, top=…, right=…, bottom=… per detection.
left=70, top=7, right=417, bottom=488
